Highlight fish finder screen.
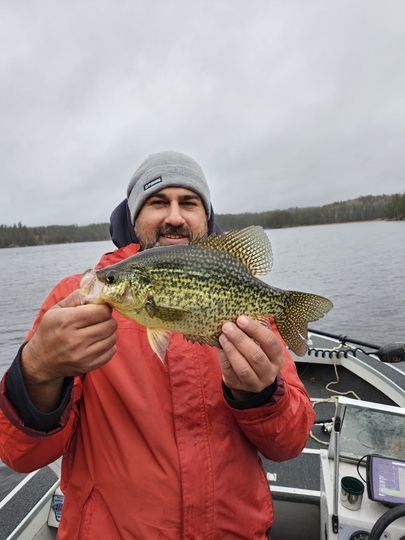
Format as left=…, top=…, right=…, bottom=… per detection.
left=367, top=454, right=405, bottom=507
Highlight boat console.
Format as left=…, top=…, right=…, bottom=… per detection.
left=320, top=397, right=405, bottom=540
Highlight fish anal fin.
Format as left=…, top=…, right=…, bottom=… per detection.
left=256, top=315, right=271, bottom=329
left=147, top=328, right=172, bottom=363
left=192, top=226, right=273, bottom=276
left=183, top=318, right=270, bottom=350
left=183, top=334, right=221, bottom=348
left=275, top=317, right=309, bottom=357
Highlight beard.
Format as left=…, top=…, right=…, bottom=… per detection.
left=134, top=222, right=197, bottom=250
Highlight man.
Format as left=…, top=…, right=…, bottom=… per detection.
left=0, top=151, right=315, bottom=539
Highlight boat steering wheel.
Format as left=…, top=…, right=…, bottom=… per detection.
left=349, top=504, right=405, bottom=540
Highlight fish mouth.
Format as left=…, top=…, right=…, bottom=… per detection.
left=79, top=269, right=105, bottom=304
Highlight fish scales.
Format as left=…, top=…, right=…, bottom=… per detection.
left=137, top=247, right=274, bottom=333
left=80, top=226, right=333, bottom=361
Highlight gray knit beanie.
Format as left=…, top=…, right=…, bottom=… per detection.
left=127, top=151, right=211, bottom=224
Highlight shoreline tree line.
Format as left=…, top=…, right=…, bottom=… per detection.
left=1, top=192, right=404, bottom=249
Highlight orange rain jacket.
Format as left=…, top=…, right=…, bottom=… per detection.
left=0, top=244, right=315, bottom=540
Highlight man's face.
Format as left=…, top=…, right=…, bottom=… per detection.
left=134, top=187, right=208, bottom=249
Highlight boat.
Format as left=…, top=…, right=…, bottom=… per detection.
left=268, top=330, right=405, bottom=540
left=1, top=329, right=405, bottom=540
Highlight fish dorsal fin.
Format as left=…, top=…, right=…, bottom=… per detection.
left=146, top=327, right=172, bottom=364
left=192, top=226, right=273, bottom=276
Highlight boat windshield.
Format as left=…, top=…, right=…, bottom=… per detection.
left=331, top=397, right=405, bottom=462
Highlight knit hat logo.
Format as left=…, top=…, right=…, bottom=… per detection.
left=144, top=177, right=162, bottom=191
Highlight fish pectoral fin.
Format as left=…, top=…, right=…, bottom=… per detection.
left=153, top=305, right=187, bottom=322
left=145, top=300, right=156, bottom=318
left=144, top=296, right=186, bottom=322
left=147, top=328, right=172, bottom=364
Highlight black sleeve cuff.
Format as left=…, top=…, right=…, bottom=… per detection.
left=222, top=380, right=277, bottom=410
left=5, top=344, right=74, bottom=432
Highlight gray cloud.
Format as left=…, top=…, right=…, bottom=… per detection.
left=1, top=0, right=404, bottom=225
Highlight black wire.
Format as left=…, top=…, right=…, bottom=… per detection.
left=307, top=346, right=376, bottom=359
left=357, top=454, right=369, bottom=483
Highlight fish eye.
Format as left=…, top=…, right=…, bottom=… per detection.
left=106, top=270, right=117, bottom=284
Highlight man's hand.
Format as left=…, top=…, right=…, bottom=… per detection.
left=21, top=290, right=117, bottom=412
left=217, top=316, right=285, bottom=401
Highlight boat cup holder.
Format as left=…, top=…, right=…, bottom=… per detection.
left=341, top=476, right=364, bottom=511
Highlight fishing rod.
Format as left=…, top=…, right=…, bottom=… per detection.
left=308, top=327, right=381, bottom=349
left=307, top=327, right=405, bottom=363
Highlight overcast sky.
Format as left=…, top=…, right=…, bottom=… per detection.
left=1, top=1, right=405, bottom=226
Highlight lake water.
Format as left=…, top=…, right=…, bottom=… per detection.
left=0, top=221, right=404, bottom=500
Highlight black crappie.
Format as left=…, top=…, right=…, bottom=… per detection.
left=79, top=226, right=333, bottom=362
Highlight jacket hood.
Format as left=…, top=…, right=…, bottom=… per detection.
left=109, top=199, right=222, bottom=249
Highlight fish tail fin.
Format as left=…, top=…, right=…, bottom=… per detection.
left=274, top=292, right=333, bottom=356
